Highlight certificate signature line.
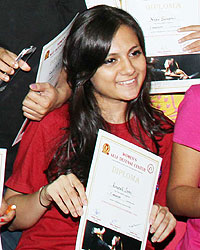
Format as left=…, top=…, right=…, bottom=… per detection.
left=102, top=200, right=137, bottom=216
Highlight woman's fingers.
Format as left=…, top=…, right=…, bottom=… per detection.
left=45, top=174, right=87, bottom=217
left=149, top=204, right=176, bottom=243
left=178, top=25, right=200, bottom=52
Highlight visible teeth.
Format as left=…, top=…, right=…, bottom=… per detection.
left=118, top=79, right=135, bottom=85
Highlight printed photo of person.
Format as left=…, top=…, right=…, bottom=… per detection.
left=81, top=220, right=141, bottom=250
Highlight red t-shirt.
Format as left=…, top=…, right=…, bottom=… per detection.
left=6, top=103, right=173, bottom=250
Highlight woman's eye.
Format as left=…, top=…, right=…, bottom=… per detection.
left=130, top=50, right=142, bottom=57
left=104, top=58, right=116, bottom=64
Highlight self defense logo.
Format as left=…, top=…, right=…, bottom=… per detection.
left=102, top=143, right=110, bottom=155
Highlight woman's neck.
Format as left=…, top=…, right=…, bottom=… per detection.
left=103, top=110, right=126, bottom=124
left=98, top=99, right=128, bottom=124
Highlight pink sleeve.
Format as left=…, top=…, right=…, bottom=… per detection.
left=174, top=85, right=200, bottom=151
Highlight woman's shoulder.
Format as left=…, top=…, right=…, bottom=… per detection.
left=187, top=84, right=200, bottom=94
left=176, top=84, right=200, bottom=119
left=173, top=84, right=200, bottom=150
left=39, top=103, right=70, bottom=130
left=24, top=103, right=70, bottom=143
left=183, top=84, right=200, bottom=104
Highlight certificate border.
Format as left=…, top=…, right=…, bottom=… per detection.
left=76, top=130, right=162, bottom=250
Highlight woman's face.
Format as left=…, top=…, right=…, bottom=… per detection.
left=91, top=25, right=147, bottom=107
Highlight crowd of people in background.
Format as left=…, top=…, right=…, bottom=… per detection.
left=0, top=1, right=200, bottom=250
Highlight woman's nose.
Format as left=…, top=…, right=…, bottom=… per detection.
left=120, top=58, right=135, bottom=75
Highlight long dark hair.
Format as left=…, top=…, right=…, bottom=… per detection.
left=46, top=5, right=173, bottom=184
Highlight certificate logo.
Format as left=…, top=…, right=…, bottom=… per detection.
left=44, top=50, right=50, bottom=60
left=147, top=164, right=154, bottom=174
left=102, top=143, right=110, bottom=155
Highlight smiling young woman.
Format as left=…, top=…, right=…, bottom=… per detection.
left=91, top=24, right=147, bottom=124
left=4, top=5, right=175, bottom=250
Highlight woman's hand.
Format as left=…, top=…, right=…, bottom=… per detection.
left=0, top=47, right=30, bottom=82
left=40, top=174, right=87, bottom=217
left=0, top=198, right=16, bottom=227
left=178, top=25, right=200, bottom=53
left=149, top=204, right=176, bottom=243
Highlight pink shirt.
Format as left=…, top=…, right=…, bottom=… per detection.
left=173, top=84, right=200, bottom=249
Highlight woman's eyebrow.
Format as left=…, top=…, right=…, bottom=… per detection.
left=107, top=45, right=140, bottom=57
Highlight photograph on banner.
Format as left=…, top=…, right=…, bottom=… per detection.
left=149, top=54, right=200, bottom=93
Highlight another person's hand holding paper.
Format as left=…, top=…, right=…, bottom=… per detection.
left=0, top=198, right=16, bottom=226
left=178, top=25, right=200, bottom=52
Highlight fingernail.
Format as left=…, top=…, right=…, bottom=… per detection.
left=5, top=205, right=16, bottom=215
left=0, top=218, right=5, bottom=222
left=183, top=47, right=192, bottom=53
left=149, top=218, right=153, bottom=225
left=151, top=236, right=157, bottom=243
left=4, top=75, right=9, bottom=81
left=30, top=84, right=37, bottom=90
left=73, top=212, right=78, bottom=217
left=82, top=200, right=87, bottom=206
left=14, top=63, right=18, bottom=69
left=21, top=63, right=30, bottom=71
left=150, top=227, right=155, bottom=234
left=77, top=209, right=83, bottom=216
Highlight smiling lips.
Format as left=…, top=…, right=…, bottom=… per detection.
left=117, top=78, right=136, bottom=85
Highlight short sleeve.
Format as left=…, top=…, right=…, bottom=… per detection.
left=6, top=104, right=69, bottom=193
left=173, top=84, right=200, bottom=151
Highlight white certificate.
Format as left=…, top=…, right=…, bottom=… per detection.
left=0, top=148, right=7, bottom=250
left=131, top=0, right=200, bottom=94
left=35, top=16, right=76, bottom=86
left=124, top=0, right=200, bottom=94
left=85, top=0, right=200, bottom=94
left=12, top=16, right=76, bottom=146
left=126, top=0, right=200, bottom=57
left=76, top=129, right=162, bottom=250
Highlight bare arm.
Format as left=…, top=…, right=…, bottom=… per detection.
left=4, top=189, right=46, bottom=231
left=178, top=25, right=200, bottom=53
left=4, top=174, right=87, bottom=231
left=22, top=68, right=72, bottom=121
left=167, top=142, right=200, bottom=217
